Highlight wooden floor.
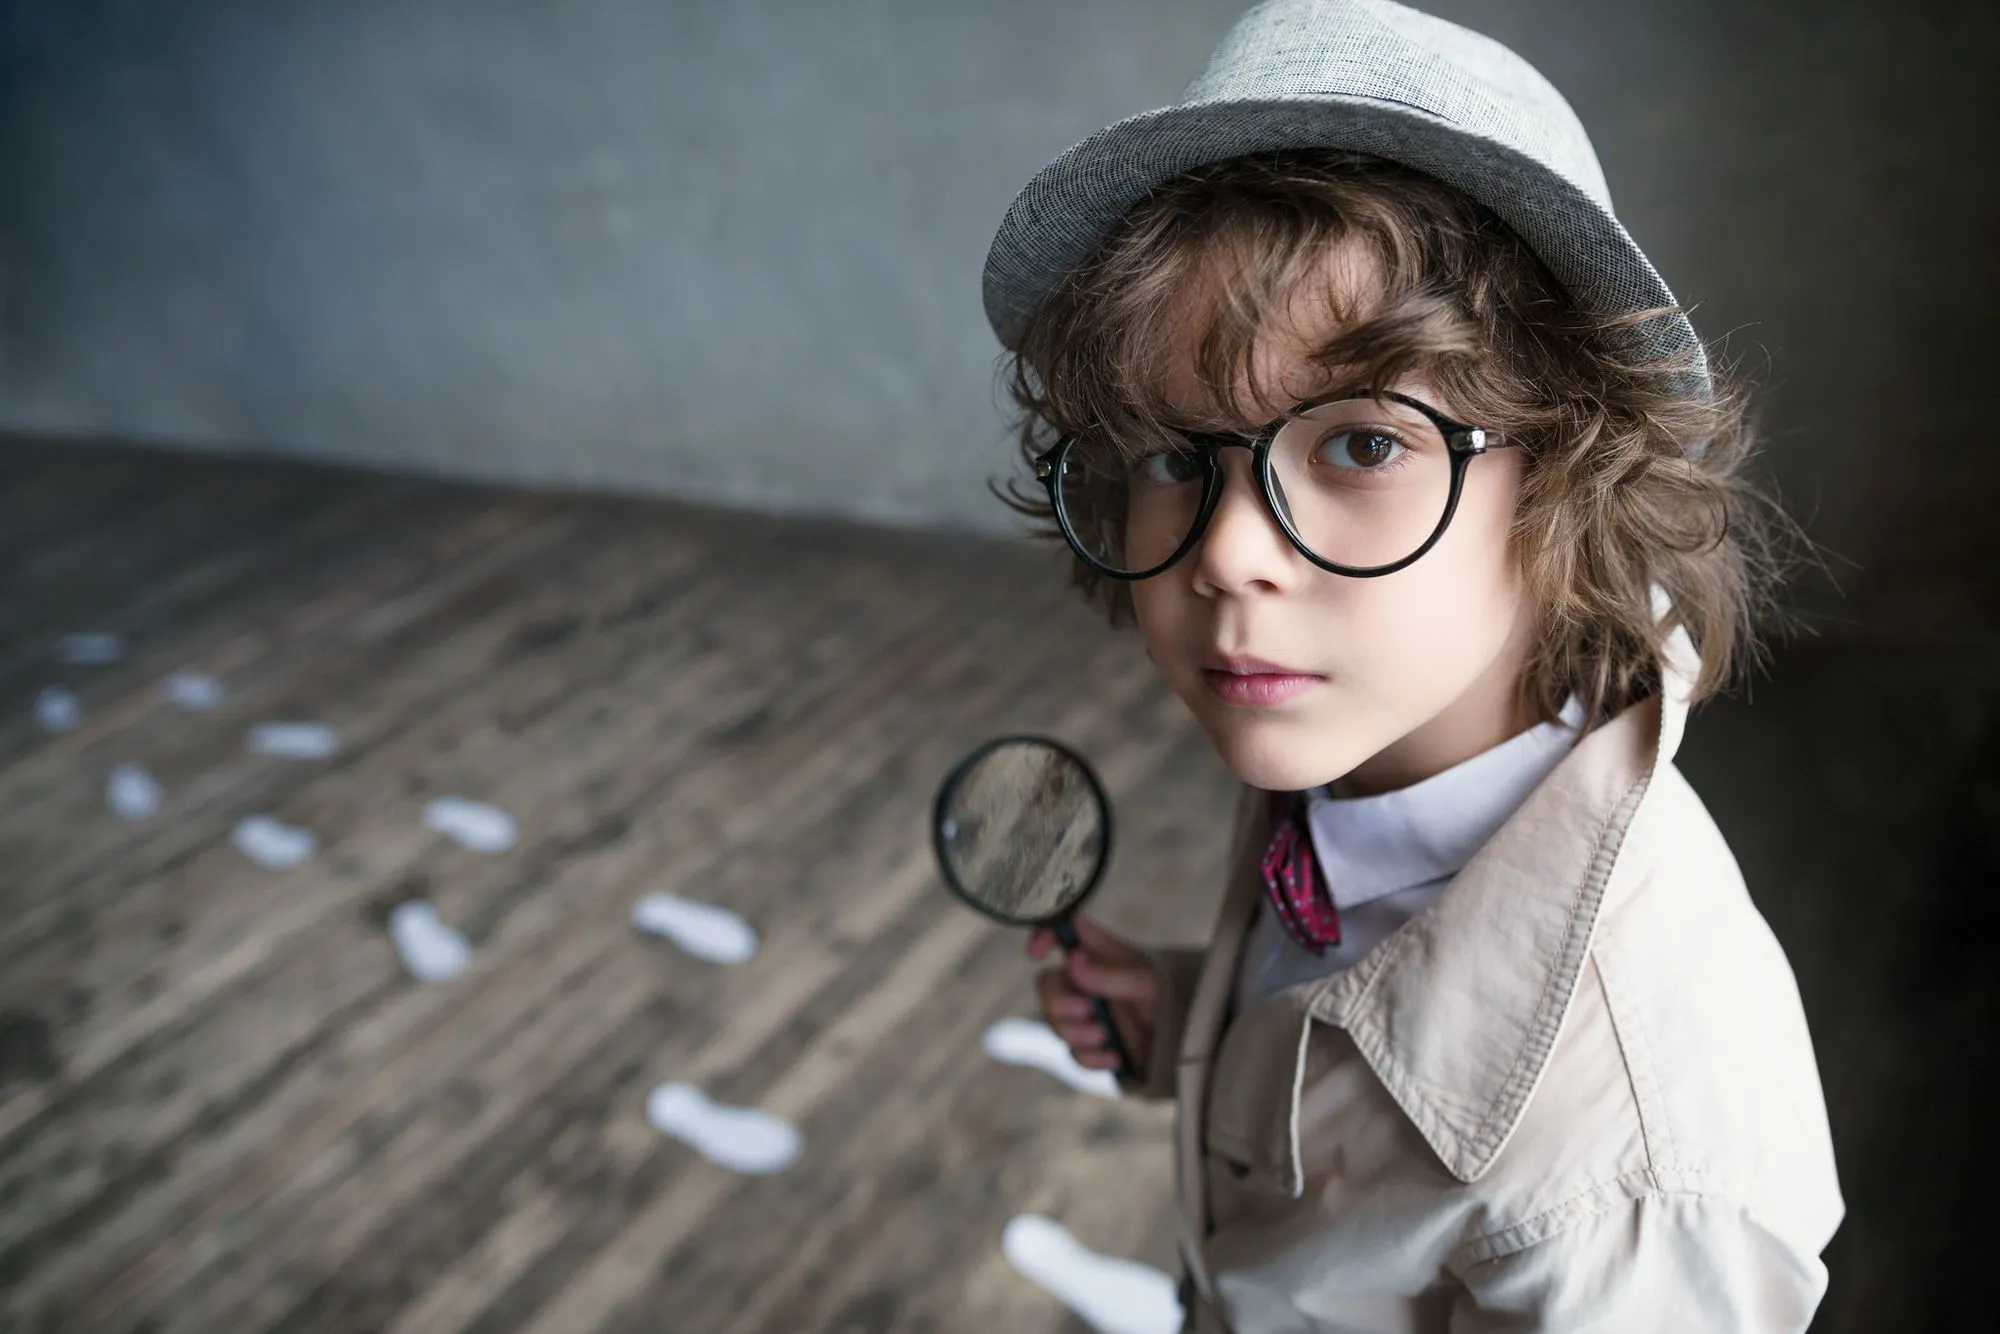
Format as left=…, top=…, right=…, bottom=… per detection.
left=0, top=439, right=1242, bottom=1334
left=8, top=437, right=1998, bottom=1334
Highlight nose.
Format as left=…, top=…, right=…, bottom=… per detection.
left=1187, top=446, right=1304, bottom=597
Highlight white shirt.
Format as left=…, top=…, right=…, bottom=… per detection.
left=1231, top=697, right=1588, bottom=1015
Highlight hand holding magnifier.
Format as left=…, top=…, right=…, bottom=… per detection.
left=931, top=735, right=1136, bottom=1082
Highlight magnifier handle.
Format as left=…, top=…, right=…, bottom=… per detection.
left=1053, top=916, right=1138, bottom=1085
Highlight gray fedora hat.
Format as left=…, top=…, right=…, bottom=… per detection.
left=983, top=0, right=1707, bottom=394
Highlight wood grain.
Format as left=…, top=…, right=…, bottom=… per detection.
left=0, top=440, right=1240, bottom=1334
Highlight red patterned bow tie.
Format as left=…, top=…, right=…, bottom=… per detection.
left=1261, top=790, right=1341, bottom=955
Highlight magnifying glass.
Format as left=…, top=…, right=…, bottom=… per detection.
left=931, top=734, right=1135, bottom=1082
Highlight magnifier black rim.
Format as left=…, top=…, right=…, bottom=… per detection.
left=931, top=732, right=1114, bottom=928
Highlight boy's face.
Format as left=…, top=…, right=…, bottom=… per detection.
left=1131, top=244, right=1535, bottom=796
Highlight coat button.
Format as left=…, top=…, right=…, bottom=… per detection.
left=1225, top=1158, right=1251, bottom=1180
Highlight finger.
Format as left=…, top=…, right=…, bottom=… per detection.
left=1050, top=1018, right=1108, bottom=1050
left=1072, top=1047, right=1122, bottom=1071
left=1064, top=1000, right=1144, bottom=1064
left=1069, top=914, right=1143, bottom=962
left=1025, top=929, right=1051, bottom=961
left=1067, top=951, right=1159, bottom=1004
left=1032, top=972, right=1096, bottom=1024
left=1035, top=969, right=1093, bottom=1021
left=1052, top=994, right=1093, bottom=1022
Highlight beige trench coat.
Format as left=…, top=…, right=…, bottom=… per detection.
left=1120, top=658, right=1843, bottom=1332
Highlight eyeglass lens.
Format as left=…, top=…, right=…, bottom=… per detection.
left=1054, top=397, right=1456, bottom=575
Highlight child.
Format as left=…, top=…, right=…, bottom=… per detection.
left=999, top=1, right=1843, bottom=1329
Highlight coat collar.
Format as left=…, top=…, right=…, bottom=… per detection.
left=1301, top=625, right=1698, bottom=1183
left=1304, top=695, right=1589, bottom=911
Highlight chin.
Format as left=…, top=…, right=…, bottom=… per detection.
left=1195, top=708, right=1361, bottom=793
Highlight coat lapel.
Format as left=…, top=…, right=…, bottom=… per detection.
left=1304, top=623, right=1699, bottom=1183
left=1174, top=785, right=1272, bottom=1307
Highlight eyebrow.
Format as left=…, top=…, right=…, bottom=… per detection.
left=1157, top=400, right=1297, bottom=441
left=1167, top=365, right=1411, bottom=434
left=1174, top=418, right=1282, bottom=445
left=1172, top=387, right=1393, bottom=444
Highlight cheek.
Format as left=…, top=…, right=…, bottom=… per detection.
left=1342, top=464, right=1526, bottom=671
left=1449, top=469, right=1525, bottom=608
left=1129, top=580, right=1189, bottom=667
left=1436, top=447, right=1524, bottom=582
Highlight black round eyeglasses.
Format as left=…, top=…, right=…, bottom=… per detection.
left=1033, top=390, right=1511, bottom=581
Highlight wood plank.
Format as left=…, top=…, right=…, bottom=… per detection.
left=118, top=595, right=1119, bottom=1332
left=31, top=545, right=1082, bottom=1328
left=0, top=521, right=972, bottom=1297
left=0, top=499, right=574, bottom=898
left=0, top=450, right=407, bottom=705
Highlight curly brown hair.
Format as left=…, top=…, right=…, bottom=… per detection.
left=994, top=149, right=1797, bottom=726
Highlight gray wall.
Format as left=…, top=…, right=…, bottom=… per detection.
left=0, top=0, right=1239, bottom=532
left=2, top=0, right=1995, bottom=565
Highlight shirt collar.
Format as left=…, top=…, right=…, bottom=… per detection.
left=1305, top=696, right=1588, bottom=911
left=1303, top=625, right=1698, bottom=1184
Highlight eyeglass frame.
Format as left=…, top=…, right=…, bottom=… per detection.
left=1032, top=389, right=1513, bottom=581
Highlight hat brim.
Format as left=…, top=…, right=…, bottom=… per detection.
left=982, top=95, right=1707, bottom=394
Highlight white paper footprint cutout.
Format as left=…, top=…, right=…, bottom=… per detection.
left=34, top=686, right=80, bottom=732
left=644, top=1083, right=801, bottom=1174
left=57, top=632, right=121, bottom=664
left=163, top=671, right=226, bottom=710
left=107, top=763, right=161, bottom=819
left=630, top=893, right=757, bottom=965
left=388, top=899, right=472, bottom=981
left=246, top=721, right=340, bottom=758
left=422, top=796, right=517, bottom=852
left=1002, top=1215, right=1182, bottom=1334
left=982, top=1017, right=1120, bottom=1099
left=231, top=815, right=317, bottom=869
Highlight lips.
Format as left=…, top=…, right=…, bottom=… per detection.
left=1200, top=652, right=1325, bottom=707
left=1205, top=652, right=1308, bottom=676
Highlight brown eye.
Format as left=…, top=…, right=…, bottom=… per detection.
left=1320, top=430, right=1406, bottom=470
